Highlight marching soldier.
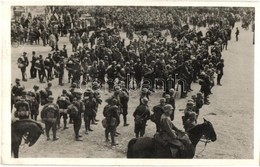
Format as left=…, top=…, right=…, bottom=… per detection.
left=41, top=96, right=60, bottom=141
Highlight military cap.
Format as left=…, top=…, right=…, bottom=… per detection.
left=169, top=88, right=175, bottom=94
left=47, top=82, right=52, bottom=87
left=197, top=92, right=203, bottom=96
left=163, top=104, right=174, bottom=112
left=15, top=78, right=20, bottom=82
left=33, top=85, right=39, bottom=89
left=189, top=112, right=197, bottom=119
left=74, top=90, right=82, bottom=96
left=187, top=101, right=194, bottom=106
left=141, top=97, right=149, bottom=104
left=142, top=88, right=148, bottom=94
left=21, top=90, right=27, bottom=95
left=165, top=94, right=170, bottom=99
left=47, top=96, right=54, bottom=101
left=160, top=98, right=166, bottom=103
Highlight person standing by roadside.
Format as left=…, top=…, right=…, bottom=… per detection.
left=216, top=59, right=224, bottom=86
left=235, top=27, right=239, bottom=41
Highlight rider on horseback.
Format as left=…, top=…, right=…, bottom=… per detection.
left=159, top=104, right=189, bottom=155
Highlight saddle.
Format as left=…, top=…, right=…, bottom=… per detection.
left=154, top=133, right=191, bottom=158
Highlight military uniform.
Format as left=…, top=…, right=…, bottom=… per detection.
left=103, top=100, right=120, bottom=146
left=41, top=96, right=60, bottom=141
left=133, top=98, right=150, bottom=138
left=56, top=94, right=71, bottom=129
left=83, top=93, right=97, bottom=134
left=68, top=91, right=84, bottom=141
left=17, top=52, right=29, bottom=81
left=14, top=97, right=30, bottom=120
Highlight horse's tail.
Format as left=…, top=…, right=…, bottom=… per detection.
left=127, top=138, right=138, bottom=158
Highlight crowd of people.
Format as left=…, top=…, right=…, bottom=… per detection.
left=11, top=6, right=253, bottom=151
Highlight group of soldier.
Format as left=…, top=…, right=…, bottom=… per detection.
left=12, top=6, right=244, bottom=149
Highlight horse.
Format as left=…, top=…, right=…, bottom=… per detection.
left=11, top=119, right=44, bottom=158
left=127, top=118, right=217, bottom=158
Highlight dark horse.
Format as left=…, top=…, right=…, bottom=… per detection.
left=127, top=118, right=217, bottom=158
left=11, top=119, right=44, bottom=158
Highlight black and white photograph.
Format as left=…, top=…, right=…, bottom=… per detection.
left=1, top=0, right=259, bottom=165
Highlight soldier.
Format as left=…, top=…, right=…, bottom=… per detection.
left=56, top=90, right=71, bottom=129
left=30, top=51, right=37, bottom=79
left=17, top=52, right=29, bottom=81
left=57, top=56, right=65, bottom=86
left=119, top=88, right=129, bottom=126
left=68, top=91, right=84, bottom=141
left=183, top=112, right=197, bottom=132
left=40, top=83, right=53, bottom=106
left=216, top=59, right=224, bottom=86
left=194, top=92, right=204, bottom=115
left=159, top=104, right=186, bottom=154
left=139, top=88, right=150, bottom=104
left=61, top=45, right=68, bottom=58
left=83, top=90, right=97, bottom=134
left=12, top=78, right=25, bottom=102
left=151, top=98, right=166, bottom=132
left=168, top=88, right=176, bottom=120
left=182, top=101, right=196, bottom=125
left=92, top=82, right=102, bottom=123
left=41, top=96, right=60, bottom=141
left=71, top=60, right=81, bottom=87
left=235, top=27, right=239, bottom=41
left=35, top=55, right=47, bottom=83
left=44, top=54, right=54, bottom=81
left=103, top=99, right=120, bottom=146
left=133, top=97, right=150, bottom=138
left=14, top=90, right=30, bottom=120
left=27, top=90, right=39, bottom=121
left=66, top=57, right=74, bottom=83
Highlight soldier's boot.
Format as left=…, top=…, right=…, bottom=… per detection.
left=123, top=116, right=129, bottom=126
left=111, top=135, right=118, bottom=146
left=91, top=118, right=98, bottom=125
left=63, top=120, right=69, bottom=129
left=53, top=130, right=59, bottom=141
left=105, top=132, right=110, bottom=142
left=46, top=133, right=50, bottom=141
left=85, top=122, right=88, bottom=134
left=75, top=133, right=83, bottom=141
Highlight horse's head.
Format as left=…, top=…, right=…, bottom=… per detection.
left=202, top=118, right=217, bottom=142
left=26, top=123, right=44, bottom=147
left=13, top=120, right=44, bottom=147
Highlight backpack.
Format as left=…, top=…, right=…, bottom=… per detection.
left=40, top=90, right=48, bottom=105
left=44, top=104, right=57, bottom=122
left=68, top=104, right=79, bottom=117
